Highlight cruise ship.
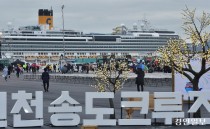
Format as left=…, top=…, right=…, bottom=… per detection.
left=0, top=9, right=179, bottom=63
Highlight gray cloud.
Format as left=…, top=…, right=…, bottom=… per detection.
left=0, top=0, right=210, bottom=38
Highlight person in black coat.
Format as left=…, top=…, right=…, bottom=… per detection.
left=135, top=68, right=145, bottom=91
left=42, top=68, right=50, bottom=92
left=8, top=65, right=12, bottom=78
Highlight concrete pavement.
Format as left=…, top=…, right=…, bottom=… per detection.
left=0, top=73, right=209, bottom=129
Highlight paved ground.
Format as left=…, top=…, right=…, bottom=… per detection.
left=0, top=72, right=209, bottom=129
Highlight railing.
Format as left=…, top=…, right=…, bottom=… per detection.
left=23, top=74, right=172, bottom=87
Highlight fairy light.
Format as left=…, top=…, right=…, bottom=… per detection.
left=92, top=58, right=129, bottom=93
left=157, top=8, right=210, bottom=77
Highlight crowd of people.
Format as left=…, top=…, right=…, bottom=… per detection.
left=130, top=59, right=172, bottom=73
left=60, top=63, right=96, bottom=74
left=131, top=60, right=172, bottom=92
left=1, top=58, right=172, bottom=93
left=2, top=65, right=22, bottom=81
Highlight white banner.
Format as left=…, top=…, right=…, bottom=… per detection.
left=175, top=59, right=210, bottom=100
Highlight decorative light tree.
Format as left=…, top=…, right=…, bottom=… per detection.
left=92, top=57, right=129, bottom=119
left=158, top=7, right=210, bottom=118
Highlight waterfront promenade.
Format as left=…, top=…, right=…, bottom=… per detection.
left=0, top=72, right=209, bottom=129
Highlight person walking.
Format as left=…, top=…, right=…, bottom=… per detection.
left=41, top=68, right=50, bottom=92
left=16, top=66, right=20, bottom=78
left=86, top=63, right=89, bottom=74
left=135, top=68, right=145, bottom=91
left=8, top=65, right=12, bottom=78
left=53, top=64, right=56, bottom=73
left=3, top=66, right=8, bottom=81
left=26, top=64, right=29, bottom=73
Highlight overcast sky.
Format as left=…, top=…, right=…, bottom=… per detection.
left=0, top=0, right=210, bottom=38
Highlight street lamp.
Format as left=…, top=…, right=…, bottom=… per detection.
left=61, top=5, right=65, bottom=58
left=59, top=54, right=64, bottom=72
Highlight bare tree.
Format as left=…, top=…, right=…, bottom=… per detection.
left=158, top=7, right=210, bottom=118
left=92, top=58, right=129, bottom=119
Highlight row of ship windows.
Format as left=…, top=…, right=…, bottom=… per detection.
left=5, top=38, right=87, bottom=41
left=12, top=52, right=88, bottom=56
left=3, top=42, right=166, bottom=46
left=5, top=39, right=168, bottom=43
left=3, top=49, right=156, bottom=51
left=13, top=52, right=24, bottom=55
left=3, top=45, right=160, bottom=48
left=121, top=40, right=167, bottom=42
left=121, top=37, right=177, bottom=39
left=5, top=37, right=176, bottom=41
left=10, top=52, right=128, bottom=56
left=4, top=39, right=170, bottom=43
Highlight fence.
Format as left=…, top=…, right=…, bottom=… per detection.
left=23, top=74, right=172, bottom=87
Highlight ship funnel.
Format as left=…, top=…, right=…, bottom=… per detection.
left=38, top=9, right=53, bottom=30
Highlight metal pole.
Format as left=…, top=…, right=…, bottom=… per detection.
left=188, top=96, right=190, bottom=118
left=121, top=97, right=122, bottom=119
left=62, top=5, right=65, bottom=58
left=0, top=41, right=1, bottom=59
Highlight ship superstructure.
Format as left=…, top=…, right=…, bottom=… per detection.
left=0, top=9, right=179, bottom=63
